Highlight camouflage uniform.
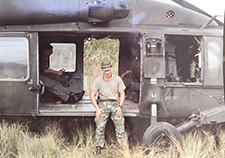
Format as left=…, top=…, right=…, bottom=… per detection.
left=91, top=60, right=126, bottom=148
left=40, top=75, right=70, bottom=101
left=95, top=100, right=126, bottom=147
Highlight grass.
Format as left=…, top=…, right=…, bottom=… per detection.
left=1, top=118, right=225, bottom=158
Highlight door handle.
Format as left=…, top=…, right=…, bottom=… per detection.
left=28, top=86, right=38, bottom=91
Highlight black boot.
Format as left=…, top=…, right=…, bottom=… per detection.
left=63, top=91, right=85, bottom=104
left=95, top=146, right=101, bottom=155
left=62, top=94, right=75, bottom=104
left=73, top=90, right=85, bottom=102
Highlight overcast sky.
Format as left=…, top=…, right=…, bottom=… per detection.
left=186, top=0, right=224, bottom=22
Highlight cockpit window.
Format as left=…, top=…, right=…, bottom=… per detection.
left=0, top=37, right=29, bottom=80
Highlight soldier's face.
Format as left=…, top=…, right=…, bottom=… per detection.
left=102, top=66, right=112, bottom=75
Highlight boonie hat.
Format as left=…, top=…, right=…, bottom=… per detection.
left=101, top=60, right=112, bottom=68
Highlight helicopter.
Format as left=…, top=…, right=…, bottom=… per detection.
left=0, top=0, right=224, bottom=148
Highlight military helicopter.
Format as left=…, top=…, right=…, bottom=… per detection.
left=0, top=0, right=224, bottom=148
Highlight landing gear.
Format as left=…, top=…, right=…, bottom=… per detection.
left=143, top=104, right=182, bottom=149
left=143, top=122, right=182, bottom=149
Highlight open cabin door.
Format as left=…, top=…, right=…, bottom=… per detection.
left=0, top=32, right=38, bottom=115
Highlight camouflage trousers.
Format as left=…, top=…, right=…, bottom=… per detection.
left=95, top=101, right=126, bottom=147
left=40, top=75, right=70, bottom=101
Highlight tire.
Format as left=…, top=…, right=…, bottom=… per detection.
left=143, top=122, right=182, bottom=149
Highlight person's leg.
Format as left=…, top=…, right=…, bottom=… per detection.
left=40, top=75, right=70, bottom=101
left=95, top=102, right=110, bottom=147
left=41, top=73, right=60, bottom=82
left=110, top=102, right=127, bottom=146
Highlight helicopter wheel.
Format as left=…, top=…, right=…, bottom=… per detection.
left=143, top=122, right=182, bottom=150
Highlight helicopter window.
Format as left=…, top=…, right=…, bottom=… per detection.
left=50, top=43, right=76, bottom=72
left=207, top=41, right=221, bottom=81
left=165, top=35, right=202, bottom=83
left=0, top=37, right=28, bottom=80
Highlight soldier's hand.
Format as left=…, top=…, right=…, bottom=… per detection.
left=96, top=108, right=104, bottom=119
left=115, top=107, right=122, bottom=117
left=58, top=68, right=66, bottom=75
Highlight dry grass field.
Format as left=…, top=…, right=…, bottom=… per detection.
left=0, top=117, right=225, bottom=158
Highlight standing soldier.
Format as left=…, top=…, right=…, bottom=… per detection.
left=90, top=60, right=127, bottom=155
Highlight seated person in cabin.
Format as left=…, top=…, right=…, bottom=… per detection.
left=39, top=44, right=84, bottom=103
left=40, top=44, right=65, bottom=82
left=121, top=43, right=140, bottom=103
left=40, top=75, right=84, bottom=104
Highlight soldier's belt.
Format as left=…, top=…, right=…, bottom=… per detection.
left=99, top=99, right=117, bottom=102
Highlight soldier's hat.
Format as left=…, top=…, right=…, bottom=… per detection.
left=101, top=60, right=112, bottom=68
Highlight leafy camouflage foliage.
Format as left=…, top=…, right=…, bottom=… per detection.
left=84, top=38, right=119, bottom=95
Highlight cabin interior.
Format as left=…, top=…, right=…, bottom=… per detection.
left=37, top=32, right=202, bottom=113
left=164, top=35, right=202, bottom=83
left=38, top=32, right=139, bottom=114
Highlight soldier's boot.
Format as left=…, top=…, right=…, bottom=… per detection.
left=95, top=146, right=101, bottom=156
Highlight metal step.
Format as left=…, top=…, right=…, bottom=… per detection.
left=38, top=97, right=139, bottom=117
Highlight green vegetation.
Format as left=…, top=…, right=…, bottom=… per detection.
left=1, top=118, right=225, bottom=158
left=83, top=38, right=119, bottom=95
